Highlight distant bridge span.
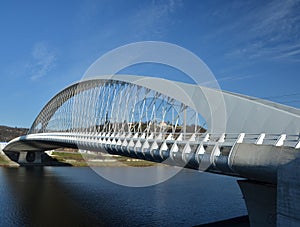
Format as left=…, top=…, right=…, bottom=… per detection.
left=4, top=75, right=300, bottom=226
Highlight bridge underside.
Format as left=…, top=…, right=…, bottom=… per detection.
left=5, top=133, right=300, bottom=185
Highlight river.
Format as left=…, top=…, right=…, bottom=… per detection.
left=0, top=166, right=247, bottom=226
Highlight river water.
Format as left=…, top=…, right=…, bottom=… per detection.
left=0, top=166, right=247, bottom=226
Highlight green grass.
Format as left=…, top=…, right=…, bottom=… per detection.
left=0, top=151, right=158, bottom=167
left=0, top=154, right=18, bottom=167
left=52, top=152, right=85, bottom=160
left=0, top=155, right=9, bottom=164
left=50, top=151, right=157, bottom=167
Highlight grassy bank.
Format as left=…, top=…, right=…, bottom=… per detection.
left=0, top=150, right=157, bottom=168
left=50, top=151, right=156, bottom=167
left=0, top=153, right=19, bottom=167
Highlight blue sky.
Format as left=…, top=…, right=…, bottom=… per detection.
left=0, top=0, right=300, bottom=128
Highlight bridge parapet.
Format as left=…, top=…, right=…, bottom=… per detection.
left=4, top=131, right=300, bottom=184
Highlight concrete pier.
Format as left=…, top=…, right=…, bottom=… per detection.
left=277, top=158, right=300, bottom=226
left=238, top=180, right=276, bottom=227
left=18, top=151, right=43, bottom=165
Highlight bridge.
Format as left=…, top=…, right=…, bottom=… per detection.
left=3, top=75, right=300, bottom=226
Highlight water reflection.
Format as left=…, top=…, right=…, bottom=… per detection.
left=0, top=167, right=247, bottom=226
left=1, top=167, right=100, bottom=226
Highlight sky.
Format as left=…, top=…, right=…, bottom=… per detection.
left=0, top=0, right=300, bottom=128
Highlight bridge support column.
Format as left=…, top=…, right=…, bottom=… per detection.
left=238, top=180, right=277, bottom=227
left=277, top=158, right=300, bottom=226
left=18, top=151, right=43, bottom=165
left=35, top=152, right=42, bottom=163
left=18, top=152, right=27, bottom=164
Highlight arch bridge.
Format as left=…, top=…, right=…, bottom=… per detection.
left=4, top=75, right=300, bottom=226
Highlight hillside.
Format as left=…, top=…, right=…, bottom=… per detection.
left=0, top=125, right=29, bottom=142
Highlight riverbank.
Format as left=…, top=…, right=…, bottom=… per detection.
left=50, top=151, right=157, bottom=167
left=0, top=150, right=156, bottom=167
left=0, top=152, right=19, bottom=167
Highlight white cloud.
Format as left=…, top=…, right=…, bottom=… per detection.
left=27, top=42, right=57, bottom=80
left=131, top=0, right=183, bottom=38
left=225, top=0, right=300, bottom=62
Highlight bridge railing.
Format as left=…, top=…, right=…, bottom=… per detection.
left=6, top=131, right=299, bottom=181
left=22, top=131, right=300, bottom=149
left=283, top=134, right=300, bottom=148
